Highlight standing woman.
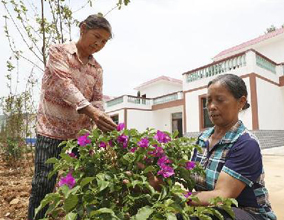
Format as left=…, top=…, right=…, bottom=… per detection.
left=184, top=74, right=276, bottom=220
left=28, top=14, right=117, bottom=220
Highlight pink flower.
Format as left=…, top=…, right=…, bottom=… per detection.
left=185, top=161, right=196, bottom=170
left=68, top=152, right=76, bottom=158
left=157, top=155, right=172, bottom=166
left=99, top=141, right=107, bottom=148
left=130, top=147, right=137, bottom=153
left=148, top=145, right=164, bottom=157
left=117, top=123, right=125, bottom=131
left=138, top=138, right=149, bottom=148
left=157, top=164, right=175, bottom=178
left=117, top=134, right=128, bottom=148
left=154, top=130, right=171, bottom=143
left=59, top=173, right=76, bottom=189
left=78, top=133, right=91, bottom=146
left=183, top=191, right=192, bottom=198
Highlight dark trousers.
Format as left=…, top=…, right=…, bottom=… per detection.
left=176, top=207, right=264, bottom=220
left=28, top=134, right=64, bottom=220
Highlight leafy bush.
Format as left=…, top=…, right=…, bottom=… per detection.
left=36, top=124, right=237, bottom=220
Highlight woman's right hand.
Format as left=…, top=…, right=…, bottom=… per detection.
left=78, top=104, right=117, bottom=132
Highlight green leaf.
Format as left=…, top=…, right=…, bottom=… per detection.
left=143, top=165, right=155, bottom=174
left=131, top=206, right=153, bottom=220
left=90, top=207, right=118, bottom=218
left=198, top=214, right=212, bottom=220
left=45, top=157, right=58, bottom=164
left=221, top=206, right=235, bottom=219
left=80, top=177, right=95, bottom=188
left=35, top=193, right=60, bottom=216
left=60, top=153, right=74, bottom=163
left=166, top=213, right=177, bottom=220
left=211, top=209, right=224, bottom=220
left=65, top=212, right=77, bottom=220
left=97, top=179, right=109, bottom=192
left=63, top=194, right=78, bottom=212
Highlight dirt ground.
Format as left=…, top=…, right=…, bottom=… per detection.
left=0, top=152, right=283, bottom=220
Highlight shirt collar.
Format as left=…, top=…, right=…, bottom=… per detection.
left=199, top=120, right=246, bottom=144
left=64, top=42, right=99, bottom=67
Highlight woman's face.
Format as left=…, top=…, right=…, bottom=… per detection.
left=206, top=82, right=246, bottom=128
left=79, top=26, right=110, bottom=55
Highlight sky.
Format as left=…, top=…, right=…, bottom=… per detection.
left=1, top=0, right=284, bottom=102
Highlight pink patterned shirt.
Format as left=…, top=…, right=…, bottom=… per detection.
left=37, top=42, right=104, bottom=140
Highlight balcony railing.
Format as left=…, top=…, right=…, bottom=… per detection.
left=256, top=53, right=276, bottom=74
left=106, top=96, right=123, bottom=107
left=186, top=53, right=246, bottom=82
left=153, top=93, right=179, bottom=105
left=127, top=96, right=151, bottom=105
left=106, top=92, right=183, bottom=108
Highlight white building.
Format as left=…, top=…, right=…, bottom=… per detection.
left=105, top=28, right=284, bottom=147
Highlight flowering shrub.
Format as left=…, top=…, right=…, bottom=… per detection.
left=36, top=124, right=237, bottom=220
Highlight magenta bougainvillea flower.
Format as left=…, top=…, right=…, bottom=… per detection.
left=148, top=145, right=164, bottom=157
left=99, top=141, right=107, bottom=148
left=183, top=191, right=192, bottom=198
left=157, top=164, right=175, bottom=178
left=137, top=138, right=149, bottom=148
left=78, top=133, right=91, bottom=146
left=154, top=130, right=171, bottom=143
left=59, top=173, right=76, bottom=189
left=157, top=155, right=172, bottom=166
left=130, top=147, right=137, bottom=153
left=68, top=152, right=76, bottom=158
left=117, top=134, right=128, bottom=148
left=117, top=123, right=125, bottom=131
left=185, top=161, right=196, bottom=170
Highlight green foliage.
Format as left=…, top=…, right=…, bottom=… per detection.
left=36, top=126, right=237, bottom=219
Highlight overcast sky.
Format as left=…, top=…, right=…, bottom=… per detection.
left=1, top=0, right=284, bottom=101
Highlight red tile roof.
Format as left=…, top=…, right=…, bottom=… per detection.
left=134, top=75, right=182, bottom=90
left=214, top=28, right=284, bottom=59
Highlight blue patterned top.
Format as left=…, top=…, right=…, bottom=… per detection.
left=192, top=121, right=277, bottom=220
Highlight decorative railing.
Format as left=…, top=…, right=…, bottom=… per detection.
left=153, top=93, right=179, bottom=105
left=186, top=53, right=246, bottom=82
left=256, top=54, right=276, bottom=74
left=106, top=96, right=123, bottom=107
left=127, top=96, right=151, bottom=105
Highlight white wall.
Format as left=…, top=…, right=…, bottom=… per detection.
left=185, top=88, right=207, bottom=133
left=127, top=110, right=154, bottom=132
left=127, top=106, right=183, bottom=133
left=255, top=36, right=284, bottom=64
left=239, top=77, right=253, bottom=130
left=152, top=106, right=183, bottom=133
left=256, top=78, right=284, bottom=130
left=139, top=81, right=182, bottom=98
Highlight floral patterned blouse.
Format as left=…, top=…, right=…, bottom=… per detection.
left=37, top=42, right=104, bottom=140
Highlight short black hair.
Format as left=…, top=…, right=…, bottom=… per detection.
left=208, top=74, right=250, bottom=110
left=79, top=14, right=113, bottom=38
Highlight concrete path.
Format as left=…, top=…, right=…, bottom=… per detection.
left=261, top=146, right=284, bottom=220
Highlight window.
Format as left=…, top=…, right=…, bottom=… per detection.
left=200, top=96, right=213, bottom=130
left=110, top=114, right=119, bottom=124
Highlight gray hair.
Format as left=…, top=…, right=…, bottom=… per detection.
left=79, top=14, right=113, bottom=39
left=208, top=74, right=250, bottom=110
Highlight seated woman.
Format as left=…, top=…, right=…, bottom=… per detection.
left=179, top=74, right=276, bottom=220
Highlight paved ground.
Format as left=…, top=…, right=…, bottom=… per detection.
left=261, top=146, right=284, bottom=220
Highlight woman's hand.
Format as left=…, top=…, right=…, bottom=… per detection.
left=137, top=162, right=163, bottom=192
left=78, top=104, right=117, bottom=132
